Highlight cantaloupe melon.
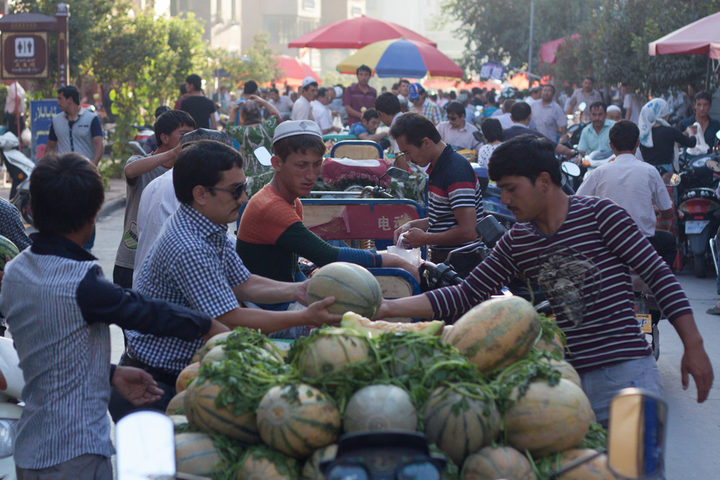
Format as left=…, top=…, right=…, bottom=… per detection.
left=293, top=328, right=370, bottom=379
left=166, top=389, right=187, bottom=415
left=557, top=449, right=619, bottom=479
left=192, top=331, right=233, bottom=363
left=184, top=379, right=261, bottom=444
left=257, top=384, right=341, bottom=459
left=343, top=384, right=417, bottom=433
left=442, top=296, right=540, bottom=375
left=175, top=362, right=200, bottom=393
left=504, top=379, right=594, bottom=457
left=461, top=446, right=536, bottom=480
left=306, top=262, right=382, bottom=318
left=175, top=432, right=221, bottom=476
left=302, top=444, right=337, bottom=480
left=234, top=445, right=300, bottom=479
left=423, top=386, right=501, bottom=465
left=539, top=358, right=581, bottom=388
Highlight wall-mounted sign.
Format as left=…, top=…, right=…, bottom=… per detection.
left=2, top=32, right=48, bottom=78
left=480, top=62, right=505, bottom=81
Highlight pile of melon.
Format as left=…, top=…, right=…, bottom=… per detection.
left=167, top=295, right=614, bottom=480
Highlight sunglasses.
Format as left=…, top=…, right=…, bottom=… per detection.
left=207, top=182, right=246, bottom=200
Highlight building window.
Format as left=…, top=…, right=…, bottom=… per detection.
left=302, top=0, right=315, bottom=10
left=351, top=6, right=363, bottom=17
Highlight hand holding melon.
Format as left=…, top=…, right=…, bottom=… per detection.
left=306, top=262, right=383, bottom=318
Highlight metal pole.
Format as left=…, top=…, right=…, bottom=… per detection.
left=56, top=3, right=70, bottom=87
left=528, top=0, right=534, bottom=88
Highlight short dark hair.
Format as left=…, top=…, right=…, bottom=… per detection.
left=589, top=101, right=606, bottom=112
left=240, top=100, right=262, bottom=125
left=317, top=87, right=329, bottom=99
left=243, top=80, right=258, bottom=95
left=375, top=92, right=401, bottom=116
left=173, top=140, right=244, bottom=204
left=185, top=74, right=202, bottom=91
left=390, top=113, right=441, bottom=147
left=510, top=102, right=531, bottom=122
left=154, top=110, right=196, bottom=147
left=583, top=75, right=595, bottom=84
left=609, top=120, right=639, bottom=151
left=270, top=87, right=279, bottom=95
left=362, top=108, right=379, bottom=122
left=57, top=85, right=80, bottom=105
left=488, top=134, right=561, bottom=186
left=31, top=153, right=104, bottom=234
left=541, top=84, right=556, bottom=94
left=445, top=101, right=465, bottom=117
left=272, top=135, right=326, bottom=161
left=694, top=91, right=712, bottom=104
left=154, top=105, right=171, bottom=118
left=356, top=65, right=372, bottom=76
left=302, top=81, right=318, bottom=91
left=399, top=79, right=410, bottom=86
left=481, top=118, right=503, bottom=143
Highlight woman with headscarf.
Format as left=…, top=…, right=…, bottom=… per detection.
left=638, top=98, right=696, bottom=175
left=226, top=95, right=281, bottom=196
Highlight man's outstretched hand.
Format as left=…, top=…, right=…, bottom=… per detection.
left=112, top=366, right=164, bottom=406
left=681, top=345, right=714, bottom=403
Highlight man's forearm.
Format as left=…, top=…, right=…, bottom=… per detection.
left=670, top=313, right=705, bottom=350
left=376, top=295, right=434, bottom=320
left=344, top=105, right=362, bottom=118
left=93, top=137, right=104, bottom=165
left=234, top=275, right=300, bottom=304
left=125, top=149, right=176, bottom=179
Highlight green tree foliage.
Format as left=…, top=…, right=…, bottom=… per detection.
left=206, top=33, right=278, bottom=89
left=442, top=0, right=594, bottom=74
left=445, top=0, right=720, bottom=95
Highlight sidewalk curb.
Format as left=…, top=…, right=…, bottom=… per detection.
left=99, top=197, right=126, bottom=219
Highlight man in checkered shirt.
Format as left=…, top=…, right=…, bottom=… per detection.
left=110, top=139, right=341, bottom=420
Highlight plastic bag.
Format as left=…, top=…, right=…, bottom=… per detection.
left=686, top=122, right=710, bottom=155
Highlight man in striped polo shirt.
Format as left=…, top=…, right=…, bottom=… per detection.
left=390, top=113, right=483, bottom=263
left=377, top=134, right=713, bottom=426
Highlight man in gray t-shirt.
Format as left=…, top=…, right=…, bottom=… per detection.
left=113, top=110, right=195, bottom=288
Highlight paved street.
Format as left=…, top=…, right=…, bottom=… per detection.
left=88, top=206, right=720, bottom=478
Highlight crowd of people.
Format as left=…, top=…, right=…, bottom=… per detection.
left=0, top=66, right=718, bottom=479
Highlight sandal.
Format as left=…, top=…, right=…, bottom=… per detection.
left=706, top=305, right=720, bottom=315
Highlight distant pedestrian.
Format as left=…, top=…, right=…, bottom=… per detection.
left=179, top=74, right=217, bottom=129
left=343, top=65, right=377, bottom=126
left=291, top=77, right=318, bottom=121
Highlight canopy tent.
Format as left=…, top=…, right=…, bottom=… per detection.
left=288, top=15, right=436, bottom=49
left=337, top=39, right=463, bottom=79
left=273, top=55, right=320, bottom=88
left=648, top=11, right=720, bottom=58
left=539, top=34, right=580, bottom=64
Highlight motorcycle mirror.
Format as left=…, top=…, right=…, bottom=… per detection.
left=254, top=146, right=273, bottom=167
left=472, top=130, right=485, bottom=143
left=705, top=159, right=720, bottom=173
left=577, top=102, right=587, bottom=113
left=476, top=215, right=506, bottom=247
left=127, top=141, right=148, bottom=157
left=116, top=411, right=176, bottom=480
left=561, top=161, right=581, bottom=177
left=385, top=166, right=411, bottom=181
left=716, top=129, right=720, bottom=141
left=607, top=388, right=667, bottom=479
left=666, top=173, right=681, bottom=186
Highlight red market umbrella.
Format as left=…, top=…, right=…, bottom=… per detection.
left=288, top=15, right=436, bottom=49
left=274, top=55, right=320, bottom=87
left=539, top=34, right=580, bottom=64
left=648, top=11, right=720, bottom=58
left=337, top=39, right=463, bottom=78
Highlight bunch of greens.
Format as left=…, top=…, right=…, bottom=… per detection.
left=490, top=350, right=563, bottom=414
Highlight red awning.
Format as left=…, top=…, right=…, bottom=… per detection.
left=648, top=11, right=720, bottom=59
left=274, top=55, right=320, bottom=87
left=288, top=15, right=436, bottom=49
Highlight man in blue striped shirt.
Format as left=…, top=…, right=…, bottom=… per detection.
left=377, top=134, right=713, bottom=426
left=390, top=113, right=483, bottom=263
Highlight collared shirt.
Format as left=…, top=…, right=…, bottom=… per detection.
left=0, top=233, right=209, bottom=469
left=531, top=100, right=567, bottom=141
left=0, top=197, right=30, bottom=250
left=576, top=153, right=672, bottom=236
left=311, top=100, right=332, bottom=130
left=577, top=119, right=615, bottom=153
left=569, top=88, right=603, bottom=118
left=4, top=81, right=26, bottom=115
left=413, top=98, right=442, bottom=125
left=426, top=145, right=484, bottom=253
left=436, top=121, right=479, bottom=151
left=291, top=96, right=314, bottom=121
left=270, top=95, right=293, bottom=116
left=48, top=108, right=103, bottom=161
left=128, top=204, right=250, bottom=374
left=343, top=83, right=377, bottom=125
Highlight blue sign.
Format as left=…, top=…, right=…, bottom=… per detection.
left=30, top=99, right=59, bottom=161
left=480, top=62, right=505, bottom=80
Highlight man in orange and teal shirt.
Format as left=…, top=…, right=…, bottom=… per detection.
left=236, top=120, right=417, bottom=290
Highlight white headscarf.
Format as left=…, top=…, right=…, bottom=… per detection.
left=638, top=98, right=671, bottom=148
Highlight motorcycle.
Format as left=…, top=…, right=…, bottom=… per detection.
left=580, top=149, right=614, bottom=180
left=673, top=153, right=720, bottom=277
left=0, top=337, right=25, bottom=480
left=0, top=128, right=34, bottom=224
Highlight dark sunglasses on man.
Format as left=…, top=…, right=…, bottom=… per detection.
left=206, top=182, right=246, bottom=200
